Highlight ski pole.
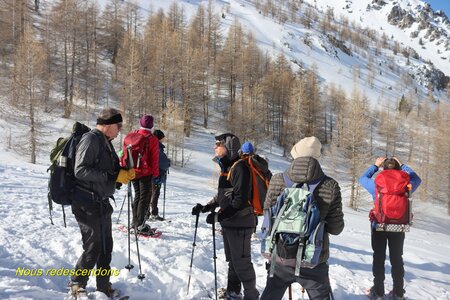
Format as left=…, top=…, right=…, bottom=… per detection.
left=132, top=196, right=145, bottom=281
left=116, top=193, right=127, bottom=224
left=61, top=205, right=67, bottom=228
left=288, top=285, right=292, bottom=300
left=162, top=180, right=166, bottom=219
left=187, top=212, right=200, bottom=295
left=126, top=144, right=145, bottom=281
left=125, top=145, right=134, bottom=272
left=212, top=216, right=218, bottom=300
left=125, top=181, right=134, bottom=272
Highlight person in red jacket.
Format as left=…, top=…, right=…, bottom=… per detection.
left=131, top=114, right=159, bottom=235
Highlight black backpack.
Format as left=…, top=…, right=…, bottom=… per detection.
left=47, top=122, right=90, bottom=226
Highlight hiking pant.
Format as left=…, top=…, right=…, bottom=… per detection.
left=71, top=200, right=113, bottom=290
left=222, top=227, right=259, bottom=300
left=371, top=230, right=405, bottom=297
left=261, top=262, right=332, bottom=300
left=149, top=182, right=161, bottom=216
left=132, top=175, right=152, bottom=227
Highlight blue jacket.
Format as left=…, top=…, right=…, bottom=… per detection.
left=157, top=142, right=170, bottom=182
left=359, top=164, right=421, bottom=201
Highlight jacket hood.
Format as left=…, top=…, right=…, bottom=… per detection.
left=287, top=157, right=325, bottom=183
left=215, top=133, right=241, bottom=161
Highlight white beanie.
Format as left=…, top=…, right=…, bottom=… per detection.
left=290, top=136, right=322, bottom=160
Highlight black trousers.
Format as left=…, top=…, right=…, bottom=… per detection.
left=71, top=200, right=113, bottom=290
left=132, top=175, right=152, bottom=227
left=260, top=262, right=332, bottom=300
left=371, top=230, right=405, bottom=297
left=223, top=227, right=259, bottom=300
left=149, top=182, right=161, bottom=216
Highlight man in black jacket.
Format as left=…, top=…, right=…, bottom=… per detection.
left=192, top=133, right=259, bottom=300
left=70, top=108, right=135, bottom=299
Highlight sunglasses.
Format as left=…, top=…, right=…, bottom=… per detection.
left=116, top=123, right=123, bottom=130
left=215, top=141, right=222, bottom=147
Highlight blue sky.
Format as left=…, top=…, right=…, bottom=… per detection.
left=425, top=0, right=450, bottom=16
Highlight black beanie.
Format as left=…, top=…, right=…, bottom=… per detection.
left=153, top=129, right=165, bottom=140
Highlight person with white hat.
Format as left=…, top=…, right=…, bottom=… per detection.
left=260, top=136, right=344, bottom=300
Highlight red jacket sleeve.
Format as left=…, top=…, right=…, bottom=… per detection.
left=148, top=135, right=159, bottom=177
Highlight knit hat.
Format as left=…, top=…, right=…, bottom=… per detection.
left=153, top=129, right=165, bottom=140
left=140, top=114, right=154, bottom=129
left=241, top=142, right=254, bottom=154
left=96, top=109, right=122, bottom=125
left=290, top=136, right=321, bottom=160
left=215, top=133, right=241, bottom=161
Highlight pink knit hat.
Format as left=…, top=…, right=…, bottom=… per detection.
left=139, top=115, right=154, bottom=129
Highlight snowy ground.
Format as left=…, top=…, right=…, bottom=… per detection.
left=0, top=127, right=449, bottom=300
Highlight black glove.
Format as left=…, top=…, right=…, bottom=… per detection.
left=192, top=203, right=204, bottom=215
left=206, top=211, right=217, bottom=224
left=201, top=203, right=213, bottom=213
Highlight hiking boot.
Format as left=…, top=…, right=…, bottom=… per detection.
left=217, top=287, right=243, bottom=300
left=137, top=224, right=157, bottom=236
left=70, top=283, right=87, bottom=299
left=97, top=282, right=120, bottom=298
left=388, top=290, right=405, bottom=300
left=368, top=287, right=385, bottom=300
left=149, top=214, right=165, bottom=221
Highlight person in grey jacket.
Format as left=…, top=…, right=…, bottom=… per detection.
left=192, top=133, right=259, bottom=300
left=260, top=136, right=344, bottom=300
left=70, top=108, right=135, bottom=299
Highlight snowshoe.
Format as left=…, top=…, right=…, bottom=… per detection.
left=149, top=214, right=165, bottom=221
left=70, top=283, right=88, bottom=300
left=217, top=287, right=243, bottom=300
left=387, top=290, right=407, bottom=300
left=366, top=287, right=385, bottom=300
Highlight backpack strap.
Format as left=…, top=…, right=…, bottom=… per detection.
left=282, top=172, right=295, bottom=188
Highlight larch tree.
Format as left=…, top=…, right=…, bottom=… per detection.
left=50, top=0, right=85, bottom=118
left=116, top=33, right=144, bottom=131
left=11, top=25, right=47, bottom=163
left=342, top=87, right=370, bottom=209
left=220, top=19, right=244, bottom=105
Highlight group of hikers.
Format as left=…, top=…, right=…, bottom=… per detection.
left=66, top=107, right=421, bottom=300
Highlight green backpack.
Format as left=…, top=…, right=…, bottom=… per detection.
left=265, top=173, right=326, bottom=277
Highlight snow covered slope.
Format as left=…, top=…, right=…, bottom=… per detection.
left=93, top=0, right=449, bottom=107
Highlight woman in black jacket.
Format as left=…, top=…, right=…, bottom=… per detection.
left=192, top=133, right=259, bottom=300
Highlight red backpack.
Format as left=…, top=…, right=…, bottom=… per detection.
left=120, top=131, right=152, bottom=179
left=371, top=169, right=410, bottom=224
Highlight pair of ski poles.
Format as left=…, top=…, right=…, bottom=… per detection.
left=185, top=214, right=333, bottom=300
left=187, top=211, right=218, bottom=300
left=123, top=145, right=145, bottom=280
